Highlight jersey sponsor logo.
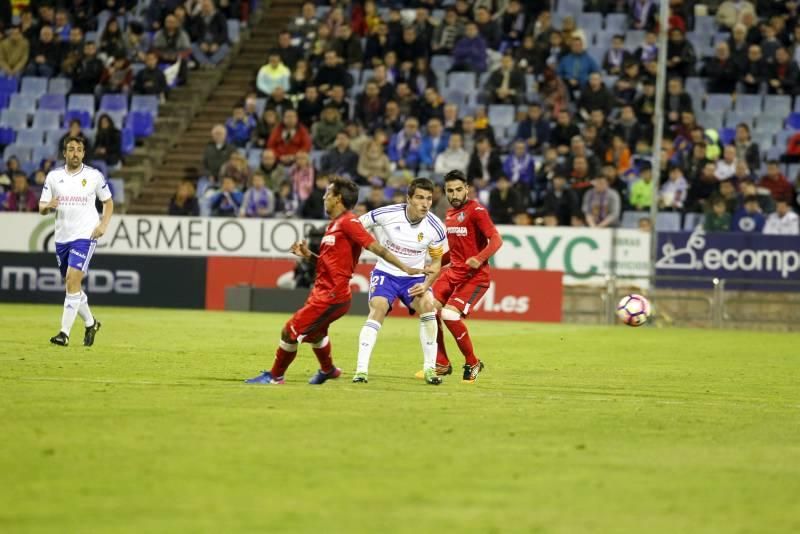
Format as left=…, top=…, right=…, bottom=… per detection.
left=384, top=240, right=424, bottom=257
left=1, top=266, right=140, bottom=294
left=447, top=226, right=468, bottom=236
left=321, top=235, right=336, bottom=246
left=472, top=282, right=530, bottom=314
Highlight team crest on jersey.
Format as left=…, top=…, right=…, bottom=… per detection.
left=417, top=232, right=424, bottom=242
left=81, top=178, right=87, bottom=187
left=457, top=212, right=465, bottom=222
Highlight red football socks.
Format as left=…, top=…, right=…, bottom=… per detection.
left=271, top=346, right=297, bottom=378
left=443, top=318, right=479, bottom=367
left=435, top=313, right=451, bottom=368
left=312, top=339, right=334, bottom=373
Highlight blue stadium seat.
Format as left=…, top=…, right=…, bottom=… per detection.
left=555, top=0, right=583, bottom=14
left=443, top=88, right=466, bottom=107
left=605, top=13, right=627, bottom=33
left=48, top=77, right=72, bottom=95
left=621, top=210, right=648, bottom=229
left=775, top=130, right=794, bottom=150
left=447, top=71, right=476, bottom=89
left=734, top=94, right=762, bottom=113
left=20, top=76, right=48, bottom=99
left=0, top=109, right=28, bottom=129
left=694, top=15, right=716, bottom=34
left=254, top=97, right=266, bottom=117
left=787, top=112, right=800, bottom=130
left=67, top=94, right=95, bottom=114
left=705, top=93, right=732, bottom=112
left=594, top=31, right=614, bottom=50
left=719, top=127, right=735, bottom=145
left=9, top=93, right=37, bottom=115
left=121, top=126, right=135, bottom=154
left=227, top=19, right=240, bottom=44
left=45, top=129, right=66, bottom=148
left=85, top=31, right=98, bottom=43
left=127, top=111, right=154, bottom=138
left=32, top=144, right=57, bottom=163
left=3, top=144, right=32, bottom=161
left=0, top=126, right=15, bottom=145
left=0, top=92, right=11, bottom=109
left=109, top=177, right=126, bottom=203
left=38, top=93, right=67, bottom=113
left=764, top=95, right=791, bottom=118
left=787, top=163, right=800, bottom=181
left=751, top=129, right=774, bottom=148
left=725, top=110, right=754, bottom=128
left=576, top=13, right=603, bottom=31
left=488, top=104, right=515, bottom=129
left=765, top=145, right=783, bottom=161
left=757, top=115, right=785, bottom=131
left=99, top=93, right=128, bottom=114
left=431, top=55, right=453, bottom=73
left=63, top=110, right=92, bottom=129
left=0, top=74, right=18, bottom=93
left=247, top=148, right=261, bottom=169
left=130, top=95, right=159, bottom=116
left=16, top=129, right=43, bottom=146
left=685, top=77, right=705, bottom=96
left=32, top=110, right=61, bottom=130
left=310, top=149, right=324, bottom=169
left=656, top=212, right=681, bottom=232
left=683, top=212, right=704, bottom=231
left=624, top=30, right=645, bottom=51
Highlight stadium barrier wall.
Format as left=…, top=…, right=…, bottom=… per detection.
left=208, top=257, right=563, bottom=322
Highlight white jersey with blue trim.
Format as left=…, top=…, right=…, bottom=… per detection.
left=39, top=164, right=112, bottom=243
left=359, top=203, right=446, bottom=277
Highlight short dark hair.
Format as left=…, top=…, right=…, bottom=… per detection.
left=444, top=169, right=467, bottom=184
left=408, top=177, right=435, bottom=197
left=329, top=175, right=359, bottom=210
left=62, top=135, right=86, bottom=151
left=743, top=195, right=759, bottom=204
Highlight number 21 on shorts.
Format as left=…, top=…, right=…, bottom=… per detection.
left=369, top=274, right=385, bottom=295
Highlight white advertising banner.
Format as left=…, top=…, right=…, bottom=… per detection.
left=0, top=213, right=650, bottom=285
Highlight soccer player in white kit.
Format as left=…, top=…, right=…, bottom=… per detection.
left=38, top=136, right=114, bottom=346
left=352, top=177, right=446, bottom=385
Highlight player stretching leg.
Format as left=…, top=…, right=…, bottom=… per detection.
left=38, top=137, right=113, bottom=347
left=413, top=170, right=503, bottom=382
left=352, top=178, right=446, bottom=386
left=245, top=176, right=427, bottom=385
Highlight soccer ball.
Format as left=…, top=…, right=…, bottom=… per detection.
left=616, top=294, right=651, bottom=327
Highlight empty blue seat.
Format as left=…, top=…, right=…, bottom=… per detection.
left=0, top=75, right=18, bottom=93
left=20, top=76, right=48, bottom=98
left=16, top=129, right=43, bottom=146
left=32, top=144, right=57, bottom=163
left=695, top=15, right=716, bottom=34
left=488, top=104, right=515, bottom=128
left=764, top=95, right=791, bottom=117
left=765, top=145, right=783, bottom=161
left=0, top=109, right=28, bottom=129
left=734, top=94, right=762, bottom=112
left=227, top=19, right=240, bottom=44
left=99, top=94, right=128, bottom=113
left=757, top=115, right=785, bottom=131
left=48, top=77, right=72, bottom=95
left=247, top=148, right=261, bottom=169
left=109, top=177, right=125, bottom=203
left=64, top=110, right=92, bottom=129
left=621, top=210, right=648, bottom=229
left=431, top=55, right=453, bottom=73
left=0, top=92, right=10, bottom=109
left=131, top=95, right=159, bottom=116
left=775, top=130, right=794, bottom=149
left=85, top=31, right=98, bottom=43
left=67, top=94, right=95, bottom=114
left=9, top=93, right=37, bottom=115
left=786, top=112, right=800, bottom=130
left=443, top=88, right=466, bottom=106
left=3, top=144, right=32, bottom=161
left=685, top=76, right=705, bottom=96
left=103, top=111, right=126, bottom=129
left=725, top=110, right=754, bottom=128
left=447, top=72, right=476, bottom=89
left=556, top=0, right=582, bottom=14
left=121, top=126, right=135, bottom=155
left=32, top=110, right=61, bottom=130
left=0, top=127, right=15, bottom=145
left=787, top=163, right=800, bottom=180
left=656, top=212, right=681, bottom=232
left=683, top=212, right=704, bottom=231
left=45, top=129, right=67, bottom=148
left=38, top=93, right=66, bottom=113
left=576, top=13, right=602, bottom=31
left=605, top=13, right=627, bottom=33
left=624, top=30, right=645, bottom=50
left=705, top=93, right=732, bottom=112
left=127, top=111, right=154, bottom=138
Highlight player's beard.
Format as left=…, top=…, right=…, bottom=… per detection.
left=448, top=194, right=467, bottom=209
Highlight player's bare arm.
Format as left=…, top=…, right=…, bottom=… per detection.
left=408, top=255, right=443, bottom=297
left=39, top=198, right=59, bottom=215
left=290, top=240, right=317, bottom=259
left=91, top=198, right=114, bottom=239
left=366, top=242, right=431, bottom=276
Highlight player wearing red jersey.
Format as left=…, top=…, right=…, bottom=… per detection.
left=411, top=170, right=503, bottom=382
left=246, top=176, right=427, bottom=385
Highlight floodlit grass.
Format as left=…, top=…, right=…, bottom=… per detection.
left=1, top=304, right=799, bottom=533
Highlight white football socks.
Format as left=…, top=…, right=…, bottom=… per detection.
left=419, top=312, right=438, bottom=371
left=61, top=292, right=82, bottom=336
left=77, top=291, right=95, bottom=328
left=356, top=320, right=382, bottom=374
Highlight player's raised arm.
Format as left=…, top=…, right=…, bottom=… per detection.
left=466, top=207, right=503, bottom=269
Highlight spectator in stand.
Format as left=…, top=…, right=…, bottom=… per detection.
left=98, top=18, right=126, bottom=63
left=499, top=0, right=526, bottom=49
left=324, top=84, right=351, bottom=120
left=93, top=114, right=122, bottom=167
left=4, top=173, right=38, bottom=212
left=688, top=162, right=723, bottom=213
left=311, top=104, right=344, bottom=150
left=484, top=53, right=526, bottom=105
left=665, top=77, right=693, bottom=126
left=760, top=23, right=781, bottom=62
left=168, top=180, right=200, bottom=216
left=539, top=65, right=569, bottom=115
left=631, top=0, right=657, bottom=30
left=256, top=54, right=291, bottom=96
left=59, top=120, right=93, bottom=159
left=266, top=85, right=294, bottom=117
left=124, top=21, right=150, bottom=65
left=202, top=124, right=236, bottom=184
left=393, top=81, right=419, bottom=123
left=25, top=25, right=61, bottom=77
left=717, top=0, right=757, bottom=30
left=764, top=199, right=800, bottom=235
left=442, top=103, right=462, bottom=135
left=225, top=104, right=256, bottom=148
left=190, top=0, right=229, bottom=67
left=515, top=102, right=550, bottom=154
left=419, top=118, right=449, bottom=171
left=240, top=172, right=275, bottom=218
left=364, top=21, right=391, bottom=67
left=732, top=195, right=766, bottom=232
left=468, top=135, right=503, bottom=190
left=614, top=104, right=649, bottom=149
left=218, top=151, right=252, bottom=190
left=714, top=145, right=738, bottom=182
left=153, top=13, right=191, bottom=82
left=297, top=85, right=323, bottom=128
left=387, top=117, right=423, bottom=172
left=146, top=0, right=179, bottom=32
left=393, top=25, right=428, bottom=69
left=578, top=72, right=613, bottom=119
left=300, top=174, right=329, bottom=219
left=542, top=173, right=580, bottom=226
left=315, top=50, right=349, bottom=95
left=267, top=109, right=312, bottom=165
left=503, top=140, right=535, bottom=189
left=409, top=57, right=438, bottom=98
left=550, top=109, right=581, bottom=155
left=432, top=8, right=463, bottom=55
left=287, top=2, right=319, bottom=49
left=363, top=184, right=387, bottom=211
left=288, top=150, right=314, bottom=203
left=274, top=180, right=299, bottom=218
left=718, top=179, right=740, bottom=213
left=605, top=134, right=633, bottom=174
left=211, top=176, right=243, bottom=217
left=558, top=35, right=599, bottom=99
left=253, top=108, right=279, bottom=148
left=514, top=34, right=537, bottom=73
left=357, top=140, right=391, bottom=185
left=704, top=41, right=739, bottom=94
left=273, top=30, right=302, bottom=70
left=289, top=59, right=310, bottom=96
left=489, top=175, right=523, bottom=224
left=331, top=24, right=363, bottom=69
left=583, top=176, right=621, bottom=228
left=768, top=47, right=800, bottom=95
left=451, top=22, right=487, bottom=73
left=741, top=44, right=768, bottom=93
left=705, top=197, right=732, bottom=232
left=660, top=164, right=689, bottom=210
left=53, top=8, right=71, bottom=42
left=257, top=149, right=287, bottom=192
left=321, top=131, right=359, bottom=180
left=134, top=51, right=168, bottom=99
left=603, top=34, right=631, bottom=76
left=308, top=23, right=333, bottom=68
left=71, top=41, right=104, bottom=95
left=379, top=100, right=404, bottom=134
left=759, top=160, right=793, bottom=201
left=100, top=54, right=134, bottom=94
left=434, top=133, right=470, bottom=176
left=473, top=6, right=500, bottom=50
left=355, top=81, right=385, bottom=132
left=630, top=162, right=654, bottom=211
left=0, top=25, right=29, bottom=77
left=666, top=28, right=695, bottom=78
left=60, top=27, right=85, bottom=78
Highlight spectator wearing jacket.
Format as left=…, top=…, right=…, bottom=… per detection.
left=451, top=22, right=487, bottom=73
left=190, top=0, right=229, bottom=66
left=267, top=109, right=312, bottom=165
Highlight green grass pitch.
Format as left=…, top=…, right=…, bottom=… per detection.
left=1, top=303, right=799, bottom=533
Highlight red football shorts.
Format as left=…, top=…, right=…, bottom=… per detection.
left=285, top=296, right=351, bottom=342
left=432, top=269, right=489, bottom=316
